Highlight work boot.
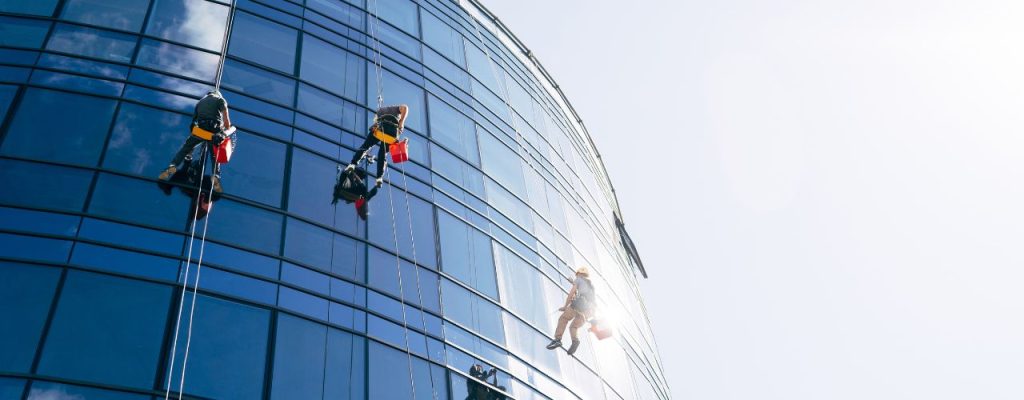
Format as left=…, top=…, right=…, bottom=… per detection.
left=545, top=339, right=561, bottom=350
left=566, top=339, right=581, bottom=355
left=158, top=165, right=177, bottom=180
left=211, top=175, right=223, bottom=193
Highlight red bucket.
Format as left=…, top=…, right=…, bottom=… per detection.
left=589, top=319, right=614, bottom=340
left=214, top=136, right=233, bottom=164
left=389, top=139, right=409, bottom=163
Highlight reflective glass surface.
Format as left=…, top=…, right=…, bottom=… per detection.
left=0, top=0, right=668, bottom=397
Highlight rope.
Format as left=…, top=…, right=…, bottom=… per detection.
left=164, top=145, right=210, bottom=400
left=165, top=1, right=236, bottom=397
left=397, top=166, right=440, bottom=400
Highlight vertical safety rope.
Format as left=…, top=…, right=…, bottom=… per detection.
left=366, top=1, right=431, bottom=399
left=164, top=146, right=209, bottom=400
left=164, top=1, right=236, bottom=398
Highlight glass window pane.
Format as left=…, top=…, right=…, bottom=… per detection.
left=2, top=88, right=117, bottom=167
left=421, top=11, right=464, bottom=66
left=478, top=133, right=526, bottom=198
left=221, top=59, right=295, bottom=106
left=284, top=218, right=333, bottom=271
left=428, top=95, right=478, bottom=165
left=105, top=102, right=191, bottom=176
left=437, top=211, right=497, bottom=299
left=46, top=23, right=137, bottom=63
left=88, top=173, right=190, bottom=231
left=287, top=148, right=338, bottom=223
left=0, top=377, right=25, bottom=399
left=495, top=244, right=560, bottom=332
left=165, top=294, right=270, bottom=400
left=368, top=341, right=444, bottom=400
left=228, top=11, right=297, bottom=74
left=0, top=232, right=72, bottom=263
left=270, top=314, right=326, bottom=400
left=0, top=262, right=61, bottom=373
left=0, top=84, right=15, bottom=120
left=0, top=207, right=80, bottom=236
left=136, top=38, right=219, bottom=81
left=38, top=271, right=172, bottom=389
left=146, top=0, right=229, bottom=51
left=220, top=133, right=286, bottom=207
left=61, top=0, right=150, bottom=32
left=205, top=199, right=283, bottom=255
left=307, top=0, right=363, bottom=28
left=0, top=16, right=51, bottom=48
left=0, top=0, right=59, bottom=16
left=375, top=0, right=418, bottom=36
left=28, top=381, right=149, bottom=400
left=368, top=185, right=437, bottom=269
left=300, top=35, right=365, bottom=101
left=324, top=328, right=367, bottom=400
left=0, top=159, right=93, bottom=212
left=30, top=70, right=125, bottom=97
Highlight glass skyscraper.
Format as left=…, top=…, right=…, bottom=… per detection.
left=0, top=0, right=669, bottom=399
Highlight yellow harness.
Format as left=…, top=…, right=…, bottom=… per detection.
left=191, top=125, right=215, bottom=140
left=371, top=126, right=398, bottom=144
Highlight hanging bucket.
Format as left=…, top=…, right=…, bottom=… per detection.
left=589, top=319, right=614, bottom=340
left=389, top=139, right=409, bottom=163
left=214, top=127, right=237, bottom=164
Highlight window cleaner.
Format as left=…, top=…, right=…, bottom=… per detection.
left=333, top=165, right=380, bottom=220
left=546, top=267, right=597, bottom=355
left=158, top=90, right=235, bottom=194
left=343, top=104, right=411, bottom=187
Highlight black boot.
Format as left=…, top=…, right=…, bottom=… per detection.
left=566, top=339, right=580, bottom=355
left=545, top=339, right=561, bottom=350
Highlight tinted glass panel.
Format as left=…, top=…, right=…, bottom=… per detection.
left=428, top=95, right=479, bottom=165
left=61, top=0, right=150, bottom=31
left=0, top=377, right=24, bottom=400
left=375, top=0, right=418, bottom=36
left=300, top=35, right=365, bottom=101
left=437, top=211, right=497, bottom=299
left=38, top=271, right=171, bottom=389
left=165, top=294, right=270, bottom=400
left=0, top=262, right=61, bottom=373
left=229, top=12, right=297, bottom=74
left=368, top=185, right=436, bottom=269
left=421, top=11, right=464, bottom=65
left=88, top=173, right=190, bottom=231
left=0, top=16, right=51, bottom=48
left=2, top=88, right=117, bottom=166
left=0, top=159, right=92, bottom=212
left=0, top=0, right=59, bottom=16
left=205, top=199, right=283, bottom=255
left=221, top=133, right=286, bottom=206
left=46, top=23, right=137, bottom=62
left=28, top=382, right=149, bottom=400
left=146, top=0, right=230, bottom=51
left=0, top=84, right=15, bottom=120
left=105, top=102, right=191, bottom=176
left=136, top=39, right=219, bottom=81
left=221, top=59, right=296, bottom=105
left=270, top=314, right=324, bottom=400
left=478, top=132, right=526, bottom=198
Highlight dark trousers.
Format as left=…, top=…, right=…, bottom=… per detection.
left=349, top=131, right=388, bottom=177
left=170, top=135, right=220, bottom=176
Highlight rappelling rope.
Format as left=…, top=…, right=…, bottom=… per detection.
left=366, top=0, right=436, bottom=399
left=163, top=1, right=236, bottom=398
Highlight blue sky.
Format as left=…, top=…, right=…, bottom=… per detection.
left=483, top=0, right=1024, bottom=398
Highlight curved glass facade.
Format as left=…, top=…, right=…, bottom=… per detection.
left=0, top=0, right=669, bottom=399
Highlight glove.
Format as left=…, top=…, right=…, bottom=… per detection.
left=212, top=132, right=227, bottom=146
left=375, top=177, right=383, bottom=188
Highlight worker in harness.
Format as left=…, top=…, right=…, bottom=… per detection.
left=332, top=165, right=379, bottom=220
left=343, top=104, right=409, bottom=186
left=158, top=90, right=233, bottom=193
left=546, top=267, right=596, bottom=355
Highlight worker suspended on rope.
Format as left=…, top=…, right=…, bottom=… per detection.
left=159, top=90, right=234, bottom=193
left=332, top=165, right=380, bottom=220
left=546, top=267, right=597, bottom=355
left=344, top=104, right=409, bottom=185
